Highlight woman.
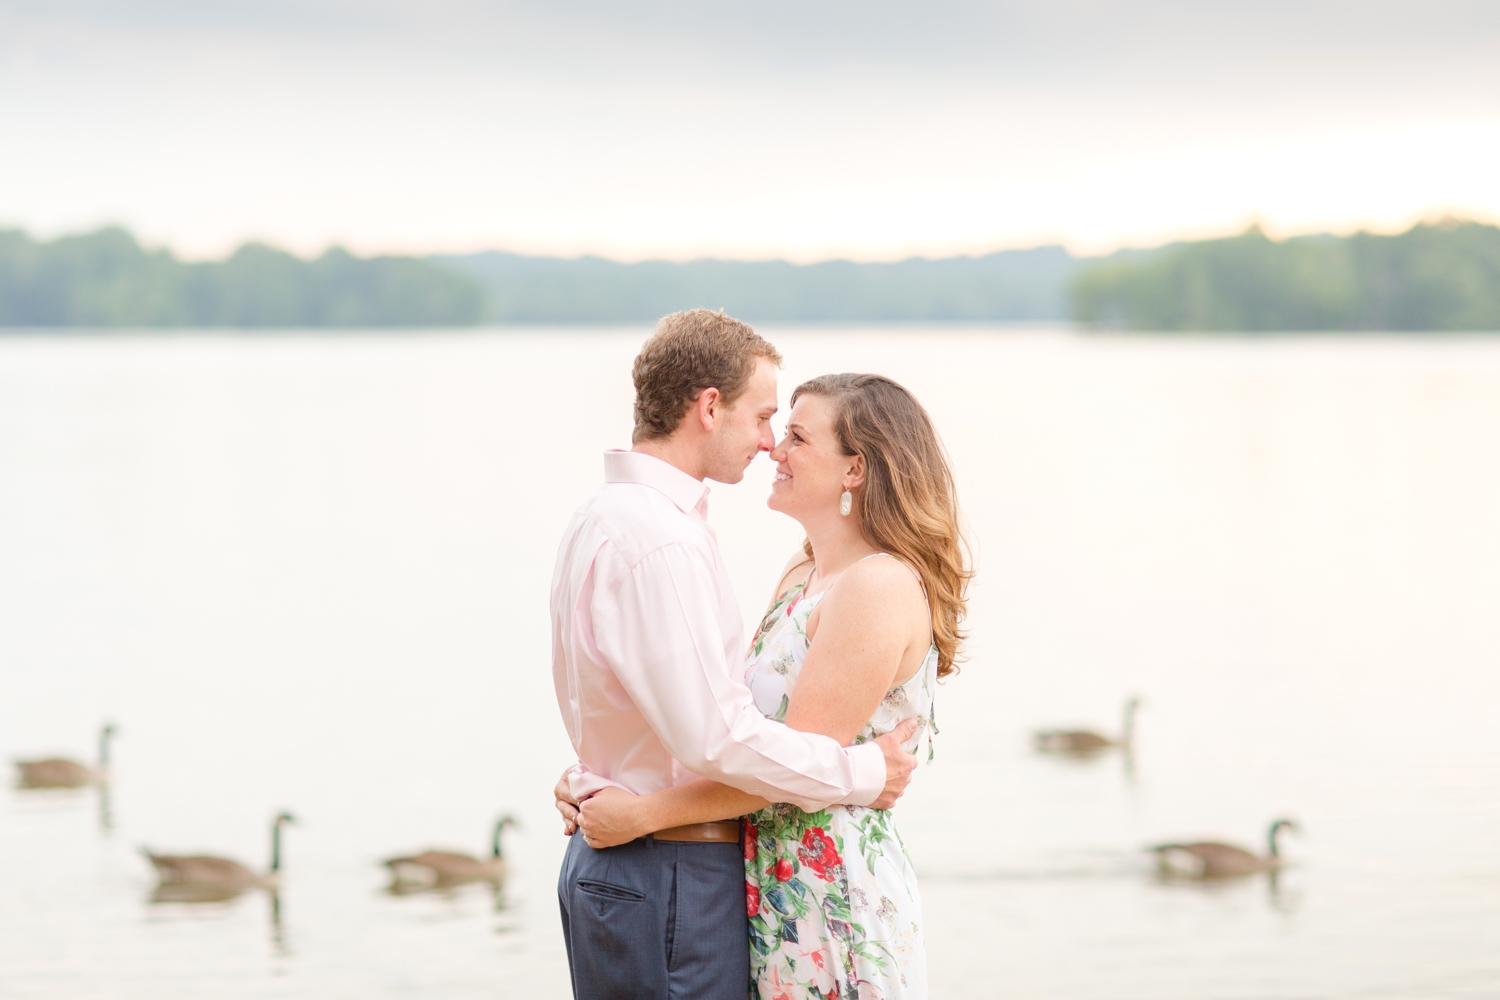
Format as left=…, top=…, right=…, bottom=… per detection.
left=565, top=373, right=969, bottom=1000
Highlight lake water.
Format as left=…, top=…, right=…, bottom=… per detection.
left=2, top=328, right=1499, bottom=999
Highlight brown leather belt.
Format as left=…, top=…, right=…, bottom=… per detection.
left=653, top=821, right=741, bottom=843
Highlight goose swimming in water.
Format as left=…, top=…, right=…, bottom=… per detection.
left=1034, top=698, right=1139, bottom=756
left=15, top=724, right=116, bottom=788
left=143, top=812, right=296, bottom=889
left=384, top=815, right=517, bottom=887
left=1151, top=818, right=1300, bottom=879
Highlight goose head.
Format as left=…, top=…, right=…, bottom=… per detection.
left=1267, top=818, right=1299, bottom=858
left=491, top=815, right=519, bottom=859
left=271, top=812, right=297, bottom=873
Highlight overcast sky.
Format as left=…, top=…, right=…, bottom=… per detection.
left=2, top=1, right=1498, bottom=260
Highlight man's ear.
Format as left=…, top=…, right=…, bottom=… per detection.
left=843, top=454, right=867, bottom=490
left=694, top=387, right=721, bottom=432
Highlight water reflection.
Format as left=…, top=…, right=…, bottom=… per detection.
left=145, top=884, right=291, bottom=954
left=138, top=810, right=298, bottom=955
left=270, top=889, right=288, bottom=954
left=1264, top=869, right=1305, bottom=915
left=384, top=873, right=507, bottom=900
left=383, top=874, right=511, bottom=915
left=97, top=782, right=113, bottom=836
left=150, top=882, right=252, bottom=905
left=1150, top=862, right=1306, bottom=915
left=924, top=843, right=1307, bottom=917
left=8, top=332, right=1500, bottom=999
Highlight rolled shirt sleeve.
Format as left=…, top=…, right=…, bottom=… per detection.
left=593, top=543, right=885, bottom=811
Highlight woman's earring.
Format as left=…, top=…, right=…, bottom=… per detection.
left=839, top=490, right=853, bottom=516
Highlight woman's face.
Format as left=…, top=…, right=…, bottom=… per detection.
left=767, top=393, right=857, bottom=520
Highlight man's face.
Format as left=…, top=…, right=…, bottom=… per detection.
left=703, top=357, right=779, bottom=484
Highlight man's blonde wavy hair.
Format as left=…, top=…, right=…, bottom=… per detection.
left=632, top=309, right=782, bottom=443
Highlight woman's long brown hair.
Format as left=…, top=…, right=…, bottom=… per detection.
left=794, top=373, right=972, bottom=677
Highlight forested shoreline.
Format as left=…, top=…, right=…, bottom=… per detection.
left=0, top=228, right=484, bottom=327
left=1073, top=220, right=1500, bottom=331
left=3, top=220, right=1499, bottom=329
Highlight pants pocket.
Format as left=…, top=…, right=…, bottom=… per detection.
left=577, top=878, right=645, bottom=902
left=566, top=865, right=665, bottom=998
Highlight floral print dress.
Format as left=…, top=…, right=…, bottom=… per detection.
left=742, top=556, right=937, bottom=1000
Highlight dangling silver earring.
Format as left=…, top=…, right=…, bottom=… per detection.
left=839, top=490, right=853, bottom=516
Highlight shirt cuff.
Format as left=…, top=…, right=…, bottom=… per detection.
left=840, top=741, right=887, bottom=807
left=568, top=765, right=630, bottom=801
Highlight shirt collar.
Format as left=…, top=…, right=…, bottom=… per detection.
left=603, top=450, right=710, bottom=516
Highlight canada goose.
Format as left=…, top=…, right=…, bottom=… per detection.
left=384, top=815, right=518, bottom=886
left=1034, top=698, right=1139, bottom=755
left=1151, top=818, right=1300, bottom=879
left=15, top=723, right=116, bottom=788
left=143, top=812, right=296, bottom=889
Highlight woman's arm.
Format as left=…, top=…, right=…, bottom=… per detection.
left=784, top=556, right=929, bottom=743
left=578, top=780, right=768, bottom=848
left=572, top=555, right=927, bottom=847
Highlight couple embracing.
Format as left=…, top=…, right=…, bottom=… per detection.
left=550, top=309, right=970, bottom=999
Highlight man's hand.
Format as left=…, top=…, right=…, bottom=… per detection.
left=554, top=767, right=580, bottom=835
left=577, top=786, right=647, bottom=849
left=868, top=718, right=922, bottom=810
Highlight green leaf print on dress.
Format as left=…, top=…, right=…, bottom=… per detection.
left=740, top=579, right=937, bottom=999
left=748, top=582, right=805, bottom=660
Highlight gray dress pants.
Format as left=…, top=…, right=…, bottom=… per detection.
left=558, top=831, right=750, bottom=1000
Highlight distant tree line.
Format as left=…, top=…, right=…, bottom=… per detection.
left=434, top=247, right=1078, bottom=323
left=0, top=227, right=484, bottom=326
left=0, top=227, right=1080, bottom=327
left=5, top=220, right=1500, bottom=329
left=1071, top=220, right=1500, bottom=331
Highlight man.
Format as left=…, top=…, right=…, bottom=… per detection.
left=551, top=310, right=918, bottom=1000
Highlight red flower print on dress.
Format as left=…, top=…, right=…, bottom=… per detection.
left=746, top=879, right=761, bottom=917
left=743, top=820, right=758, bottom=861
left=773, top=858, right=794, bottom=882
left=797, top=828, right=841, bottom=882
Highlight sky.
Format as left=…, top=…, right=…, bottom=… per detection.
left=2, top=0, right=1498, bottom=261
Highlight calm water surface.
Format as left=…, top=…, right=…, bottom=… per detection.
left=2, top=328, right=1499, bottom=999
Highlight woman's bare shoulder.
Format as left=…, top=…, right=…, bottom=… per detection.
left=850, top=552, right=924, bottom=587
left=822, top=554, right=927, bottom=619
left=805, top=554, right=928, bottom=675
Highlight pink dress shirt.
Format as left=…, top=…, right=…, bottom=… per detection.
left=551, top=450, right=886, bottom=812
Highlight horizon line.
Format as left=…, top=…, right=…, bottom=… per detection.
left=5, top=211, right=1492, bottom=267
